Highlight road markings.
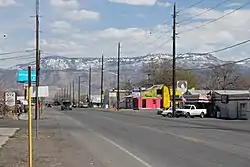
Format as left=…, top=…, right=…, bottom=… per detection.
left=94, top=131, right=153, bottom=167
left=62, top=113, right=152, bottom=167
left=140, top=125, right=201, bottom=143
left=100, top=115, right=202, bottom=144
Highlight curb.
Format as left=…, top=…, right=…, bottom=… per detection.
left=0, top=128, right=20, bottom=148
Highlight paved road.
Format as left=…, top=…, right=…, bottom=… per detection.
left=59, top=108, right=250, bottom=167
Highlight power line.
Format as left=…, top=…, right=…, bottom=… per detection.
left=178, top=0, right=206, bottom=13
left=178, top=0, right=231, bottom=24
left=179, top=1, right=250, bottom=35
left=185, top=57, right=250, bottom=71
left=164, top=38, right=250, bottom=64
left=0, top=53, right=35, bottom=61
left=122, top=27, right=172, bottom=55
left=0, top=49, right=35, bottom=56
left=205, top=39, right=250, bottom=54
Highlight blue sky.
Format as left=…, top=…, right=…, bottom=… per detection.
left=0, top=0, right=250, bottom=68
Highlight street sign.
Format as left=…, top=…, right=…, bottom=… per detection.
left=4, top=91, right=16, bottom=107
left=177, top=80, right=188, bottom=92
left=17, top=70, right=36, bottom=83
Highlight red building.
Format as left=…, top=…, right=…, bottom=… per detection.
left=136, top=97, right=161, bottom=109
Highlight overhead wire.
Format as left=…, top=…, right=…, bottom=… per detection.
left=123, top=1, right=208, bottom=57
left=178, top=0, right=231, bottom=24
left=178, top=0, right=206, bottom=13
left=0, top=49, right=35, bottom=56
left=122, top=26, right=172, bottom=55
left=0, top=52, right=35, bottom=61
left=178, top=1, right=250, bottom=35
left=150, top=37, right=250, bottom=70
left=185, top=57, right=250, bottom=71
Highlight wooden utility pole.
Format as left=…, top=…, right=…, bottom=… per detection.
left=100, top=54, right=104, bottom=106
left=66, top=85, right=68, bottom=98
left=35, top=0, right=40, bottom=138
left=78, top=76, right=81, bottom=104
left=88, top=66, right=92, bottom=103
left=117, top=42, right=121, bottom=110
left=69, top=82, right=71, bottom=102
left=172, top=3, right=177, bottom=116
left=72, top=81, right=75, bottom=105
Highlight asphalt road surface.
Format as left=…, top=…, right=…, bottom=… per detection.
left=58, top=108, right=250, bottom=167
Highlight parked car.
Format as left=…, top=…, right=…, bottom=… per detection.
left=176, top=105, right=206, bottom=118
left=61, top=101, right=72, bottom=110
left=72, top=103, right=77, bottom=108
left=78, top=102, right=88, bottom=108
left=157, top=109, right=164, bottom=115
left=161, top=108, right=174, bottom=118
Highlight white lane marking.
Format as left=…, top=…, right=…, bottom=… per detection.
left=62, top=112, right=152, bottom=167
left=94, top=131, right=153, bottom=167
left=100, top=115, right=202, bottom=143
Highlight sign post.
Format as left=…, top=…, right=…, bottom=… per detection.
left=27, top=66, right=33, bottom=167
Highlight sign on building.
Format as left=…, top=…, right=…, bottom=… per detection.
left=17, top=70, right=36, bottom=83
left=30, top=86, right=49, bottom=97
left=177, top=80, right=188, bottom=93
left=132, top=88, right=141, bottom=98
left=4, top=92, right=16, bottom=107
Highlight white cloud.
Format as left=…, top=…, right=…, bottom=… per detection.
left=50, top=20, right=79, bottom=34
left=225, top=3, right=242, bottom=8
left=33, top=7, right=250, bottom=62
left=108, top=0, right=157, bottom=6
left=157, top=1, right=171, bottom=7
left=50, top=0, right=78, bottom=10
left=0, top=0, right=17, bottom=7
left=65, top=9, right=100, bottom=20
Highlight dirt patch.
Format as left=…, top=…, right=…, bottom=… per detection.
left=0, top=114, right=100, bottom=167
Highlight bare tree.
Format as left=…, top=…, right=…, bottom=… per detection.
left=204, top=64, right=239, bottom=90
left=140, top=59, right=197, bottom=88
left=142, top=59, right=172, bottom=86
left=121, top=80, right=133, bottom=90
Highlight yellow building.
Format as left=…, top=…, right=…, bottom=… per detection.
left=140, top=85, right=183, bottom=109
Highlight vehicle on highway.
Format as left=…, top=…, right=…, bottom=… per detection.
left=176, top=105, right=206, bottom=118
left=157, top=109, right=163, bottom=115
left=72, top=103, right=77, bottom=108
left=161, top=108, right=174, bottom=118
left=78, top=102, right=88, bottom=108
left=61, top=101, right=72, bottom=110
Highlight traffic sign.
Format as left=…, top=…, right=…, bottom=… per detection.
left=17, top=70, right=36, bottom=83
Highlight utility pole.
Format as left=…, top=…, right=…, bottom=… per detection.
left=66, top=85, right=68, bottom=98
left=172, top=3, right=177, bottom=116
left=35, top=0, right=40, bottom=138
left=78, top=76, right=81, bottom=104
left=69, top=82, right=71, bottom=102
left=64, top=87, right=66, bottom=98
left=72, top=81, right=75, bottom=105
left=117, top=42, right=121, bottom=110
left=100, top=54, right=104, bottom=107
left=88, top=66, right=92, bottom=104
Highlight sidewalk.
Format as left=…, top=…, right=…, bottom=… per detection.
left=0, top=128, right=19, bottom=148
left=0, top=108, right=101, bottom=167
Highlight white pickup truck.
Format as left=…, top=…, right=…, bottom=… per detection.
left=176, top=105, right=207, bottom=118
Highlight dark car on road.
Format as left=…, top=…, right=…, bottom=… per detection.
left=61, top=101, right=72, bottom=110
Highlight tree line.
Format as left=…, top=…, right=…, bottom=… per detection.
left=121, top=59, right=250, bottom=90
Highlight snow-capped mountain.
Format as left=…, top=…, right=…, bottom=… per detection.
left=11, top=53, right=226, bottom=71
left=3, top=53, right=250, bottom=96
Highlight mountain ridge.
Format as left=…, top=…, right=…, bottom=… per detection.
left=11, top=53, right=226, bottom=71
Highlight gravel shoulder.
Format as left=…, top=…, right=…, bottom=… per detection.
left=0, top=109, right=101, bottom=167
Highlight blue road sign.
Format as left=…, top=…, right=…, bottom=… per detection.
left=17, top=70, right=36, bottom=83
